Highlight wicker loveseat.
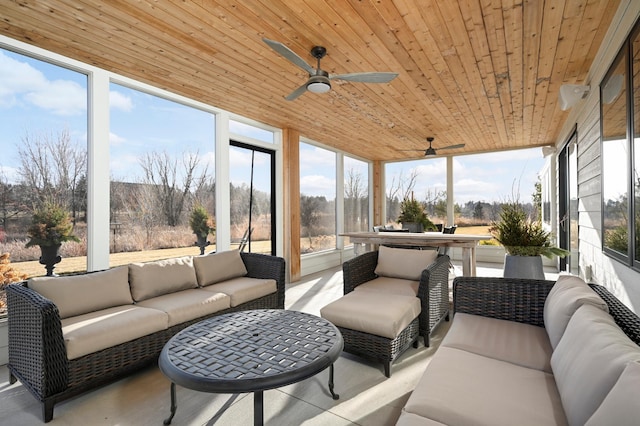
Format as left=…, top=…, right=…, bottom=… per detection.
left=6, top=250, right=285, bottom=423
left=397, top=275, right=640, bottom=426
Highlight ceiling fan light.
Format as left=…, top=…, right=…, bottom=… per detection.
left=307, top=81, right=331, bottom=93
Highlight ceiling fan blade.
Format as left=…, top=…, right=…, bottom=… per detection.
left=331, top=72, right=398, bottom=83
left=438, top=143, right=466, bottom=150
left=285, top=83, right=308, bottom=101
left=262, top=38, right=316, bottom=75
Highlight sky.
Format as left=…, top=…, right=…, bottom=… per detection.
left=0, top=47, right=545, bottom=204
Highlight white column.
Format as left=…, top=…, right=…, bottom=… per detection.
left=447, top=156, right=454, bottom=226
left=87, top=70, right=111, bottom=271
left=215, top=111, right=231, bottom=251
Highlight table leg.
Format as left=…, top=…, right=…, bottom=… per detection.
left=328, top=363, right=339, bottom=400
left=163, top=382, right=177, bottom=425
left=254, top=390, right=264, bottom=426
left=461, top=247, right=471, bottom=277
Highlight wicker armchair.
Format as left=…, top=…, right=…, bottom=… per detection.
left=342, top=251, right=451, bottom=347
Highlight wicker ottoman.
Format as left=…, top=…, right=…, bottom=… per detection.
left=320, top=291, right=421, bottom=377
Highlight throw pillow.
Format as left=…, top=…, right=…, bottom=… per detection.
left=374, top=245, right=438, bottom=281
left=551, top=304, right=640, bottom=426
left=28, top=266, right=132, bottom=319
left=193, top=250, right=248, bottom=287
left=585, top=361, right=640, bottom=425
left=544, top=274, right=608, bottom=349
left=128, top=256, right=198, bottom=302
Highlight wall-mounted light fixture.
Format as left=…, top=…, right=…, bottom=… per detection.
left=559, top=84, right=590, bottom=110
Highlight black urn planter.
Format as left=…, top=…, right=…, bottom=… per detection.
left=195, top=234, right=210, bottom=255
left=503, top=254, right=545, bottom=280
left=39, top=244, right=62, bottom=277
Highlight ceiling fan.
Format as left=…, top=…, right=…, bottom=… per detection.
left=402, top=137, right=465, bottom=156
left=263, top=38, right=399, bottom=101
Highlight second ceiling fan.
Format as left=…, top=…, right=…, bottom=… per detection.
left=403, top=137, right=465, bottom=156
left=263, top=38, right=399, bottom=101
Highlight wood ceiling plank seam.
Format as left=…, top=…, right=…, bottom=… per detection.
left=457, top=0, right=514, bottom=149
left=384, top=0, right=486, bottom=147
left=529, top=0, right=566, bottom=146
left=411, top=0, right=499, bottom=149
left=566, top=0, right=619, bottom=82
left=347, top=0, right=468, bottom=137
left=520, top=0, right=545, bottom=151
left=501, top=0, right=525, bottom=144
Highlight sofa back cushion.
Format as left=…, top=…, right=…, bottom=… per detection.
left=28, top=266, right=132, bottom=319
left=551, top=304, right=640, bottom=426
left=544, top=275, right=608, bottom=349
left=129, top=256, right=197, bottom=302
left=585, top=360, right=640, bottom=425
left=193, top=250, right=247, bottom=287
left=374, top=245, right=437, bottom=281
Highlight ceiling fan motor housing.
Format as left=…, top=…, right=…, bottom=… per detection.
left=307, top=71, right=331, bottom=93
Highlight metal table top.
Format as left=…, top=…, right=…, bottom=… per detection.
left=159, top=309, right=343, bottom=394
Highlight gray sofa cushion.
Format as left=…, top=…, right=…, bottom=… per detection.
left=129, top=256, right=198, bottom=302
left=193, top=250, right=247, bottom=287
left=200, top=276, right=276, bottom=307
left=61, top=305, right=168, bottom=360
left=136, top=289, right=231, bottom=327
left=29, top=266, right=132, bottom=319
left=585, top=361, right=640, bottom=426
left=551, top=304, right=640, bottom=426
left=353, top=276, right=419, bottom=297
left=544, top=275, right=608, bottom=349
left=442, top=312, right=553, bottom=373
left=374, top=245, right=437, bottom=281
left=320, top=291, right=421, bottom=339
left=402, top=346, right=566, bottom=426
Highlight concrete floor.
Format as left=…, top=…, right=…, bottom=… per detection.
left=0, top=261, right=559, bottom=425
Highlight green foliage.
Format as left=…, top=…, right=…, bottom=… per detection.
left=26, top=203, right=80, bottom=247
left=490, top=201, right=568, bottom=258
left=189, top=204, right=215, bottom=237
left=397, top=197, right=437, bottom=231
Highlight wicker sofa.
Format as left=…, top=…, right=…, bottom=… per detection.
left=321, top=247, right=450, bottom=377
left=6, top=250, right=285, bottom=423
left=396, top=275, right=640, bottom=426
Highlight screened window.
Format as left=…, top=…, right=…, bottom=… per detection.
left=344, top=156, right=369, bottom=243
left=109, top=84, right=215, bottom=266
left=299, top=143, right=336, bottom=253
left=601, top=25, right=635, bottom=261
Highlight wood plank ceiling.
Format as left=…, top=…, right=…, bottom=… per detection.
left=0, top=0, right=620, bottom=161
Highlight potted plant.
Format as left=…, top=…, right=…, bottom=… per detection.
left=397, top=197, right=437, bottom=232
left=26, top=202, right=79, bottom=276
left=490, top=200, right=568, bottom=279
left=190, top=204, right=216, bottom=255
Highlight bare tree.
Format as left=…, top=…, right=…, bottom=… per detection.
left=17, top=129, right=87, bottom=218
left=139, top=151, right=208, bottom=227
left=386, top=169, right=419, bottom=222
left=344, top=168, right=366, bottom=231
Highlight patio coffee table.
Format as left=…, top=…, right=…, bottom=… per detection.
left=158, top=309, right=343, bottom=425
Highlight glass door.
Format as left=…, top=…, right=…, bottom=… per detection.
left=229, top=141, right=275, bottom=255
left=559, top=130, right=579, bottom=274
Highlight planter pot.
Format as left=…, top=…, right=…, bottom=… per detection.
left=503, top=254, right=545, bottom=280
left=195, top=234, right=210, bottom=255
left=402, top=222, right=423, bottom=233
left=39, top=244, right=62, bottom=276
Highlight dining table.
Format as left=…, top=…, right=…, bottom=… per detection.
left=340, top=231, right=492, bottom=277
